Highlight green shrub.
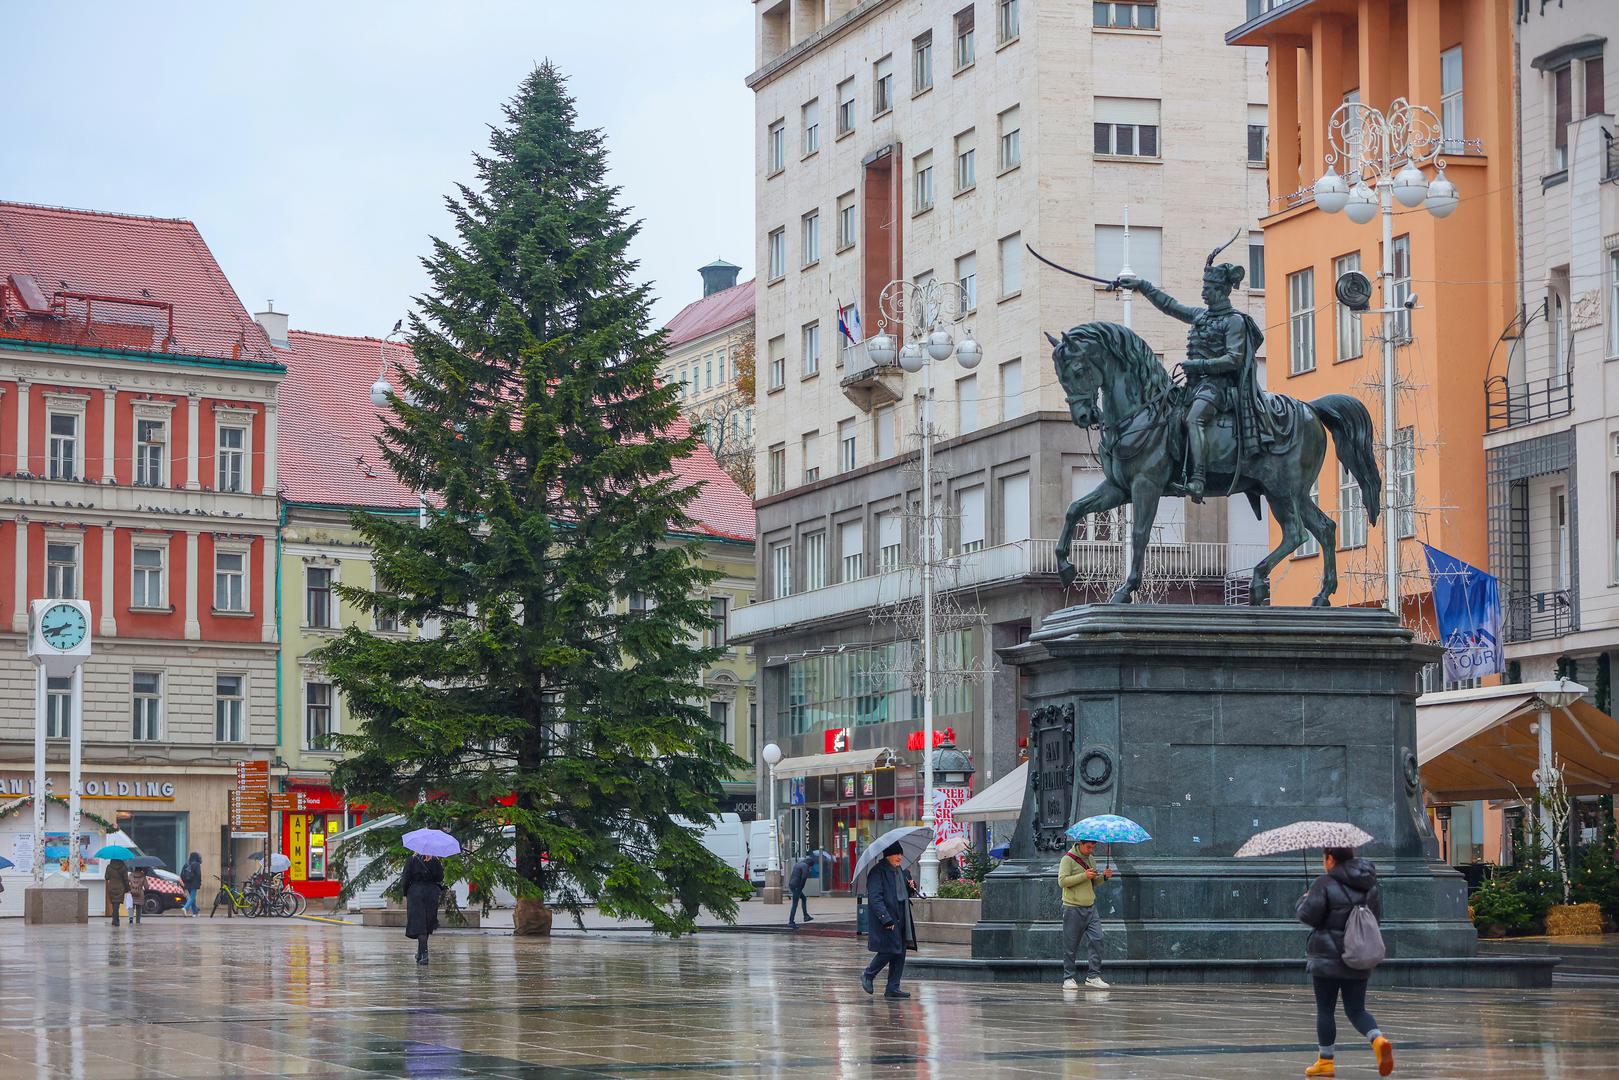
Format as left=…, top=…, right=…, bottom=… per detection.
left=960, top=848, right=997, bottom=884
left=936, top=879, right=982, bottom=900
left=1571, top=828, right=1619, bottom=926
left=1469, top=875, right=1533, bottom=933
left=1505, top=853, right=1563, bottom=922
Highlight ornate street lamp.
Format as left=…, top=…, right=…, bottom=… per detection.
left=867, top=278, right=979, bottom=897
left=761, top=741, right=784, bottom=903
left=1312, top=99, right=1455, bottom=616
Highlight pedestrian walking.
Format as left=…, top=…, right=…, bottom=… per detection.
left=180, top=852, right=202, bottom=917
left=786, top=853, right=815, bottom=928
left=127, top=864, right=148, bottom=925
left=860, top=841, right=916, bottom=999
left=1296, top=847, right=1395, bottom=1077
left=104, top=857, right=129, bottom=927
left=402, top=852, right=444, bottom=965
left=1058, top=838, right=1112, bottom=989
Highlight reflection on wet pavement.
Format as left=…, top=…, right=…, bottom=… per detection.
left=1, top=918, right=1615, bottom=1078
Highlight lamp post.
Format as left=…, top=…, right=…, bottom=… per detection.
left=1312, top=99, right=1458, bottom=618
left=761, top=741, right=783, bottom=904
left=1530, top=678, right=1586, bottom=865
left=864, top=278, right=981, bottom=897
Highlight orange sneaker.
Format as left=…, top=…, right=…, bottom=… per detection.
left=1304, top=1058, right=1335, bottom=1077
left=1372, top=1036, right=1395, bottom=1076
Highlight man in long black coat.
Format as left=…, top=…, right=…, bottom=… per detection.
left=860, top=842, right=917, bottom=999
left=402, top=853, right=444, bottom=965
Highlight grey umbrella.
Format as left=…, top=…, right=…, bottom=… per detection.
left=1235, top=820, right=1375, bottom=884
left=850, top=825, right=934, bottom=894
left=128, top=855, right=166, bottom=870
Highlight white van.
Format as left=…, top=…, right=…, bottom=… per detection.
left=676, top=814, right=749, bottom=879
left=747, top=820, right=776, bottom=888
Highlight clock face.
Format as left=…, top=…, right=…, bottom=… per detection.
left=40, top=603, right=88, bottom=651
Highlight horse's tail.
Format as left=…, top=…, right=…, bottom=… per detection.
left=1312, top=394, right=1381, bottom=526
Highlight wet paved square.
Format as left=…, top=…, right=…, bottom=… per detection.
left=1, top=917, right=1615, bottom=1078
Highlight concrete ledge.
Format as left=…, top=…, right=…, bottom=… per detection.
left=360, top=908, right=482, bottom=929
left=906, top=954, right=1559, bottom=988
left=24, top=886, right=88, bottom=925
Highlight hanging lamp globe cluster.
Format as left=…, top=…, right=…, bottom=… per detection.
left=1313, top=161, right=1458, bottom=221
left=866, top=319, right=981, bottom=375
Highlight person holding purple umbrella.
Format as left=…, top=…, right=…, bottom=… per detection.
left=401, top=828, right=458, bottom=965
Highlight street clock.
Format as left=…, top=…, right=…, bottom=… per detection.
left=28, top=598, right=93, bottom=674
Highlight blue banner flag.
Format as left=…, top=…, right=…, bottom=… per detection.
left=1421, top=544, right=1503, bottom=681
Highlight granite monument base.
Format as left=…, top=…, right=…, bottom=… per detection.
left=910, top=605, right=1553, bottom=987
left=23, top=885, right=89, bottom=925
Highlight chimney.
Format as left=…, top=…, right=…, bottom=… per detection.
left=254, top=301, right=289, bottom=348
left=698, top=258, right=742, bottom=298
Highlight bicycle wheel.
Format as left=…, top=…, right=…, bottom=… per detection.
left=291, top=891, right=308, bottom=917
left=272, top=891, right=297, bottom=918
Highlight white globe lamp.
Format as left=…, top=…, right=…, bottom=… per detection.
left=926, top=329, right=955, bottom=362
left=1344, top=183, right=1378, bottom=225
left=866, top=333, right=897, bottom=366
left=1313, top=169, right=1350, bottom=214
left=370, top=378, right=393, bottom=407
left=1392, top=165, right=1428, bottom=208
left=899, top=341, right=926, bottom=373
left=955, top=336, right=982, bottom=369
left=1424, top=176, right=1459, bottom=219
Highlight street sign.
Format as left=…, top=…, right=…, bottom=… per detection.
left=269, top=791, right=308, bottom=813
left=231, top=761, right=270, bottom=833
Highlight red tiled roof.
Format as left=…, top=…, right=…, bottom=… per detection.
left=278, top=330, right=419, bottom=509
left=279, top=330, right=753, bottom=541
left=0, top=201, right=279, bottom=365
left=662, top=279, right=755, bottom=349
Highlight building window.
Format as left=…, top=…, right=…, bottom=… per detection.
left=1586, top=55, right=1605, bottom=117
left=803, top=531, right=828, bottom=592
left=132, top=545, right=166, bottom=608
left=802, top=321, right=821, bottom=377
left=132, top=671, right=162, bottom=741
left=957, top=251, right=978, bottom=310
left=374, top=571, right=401, bottom=634
left=1094, top=224, right=1164, bottom=282
left=771, top=540, right=793, bottom=598
left=134, top=418, right=166, bottom=487
left=999, top=232, right=1023, bottom=297
left=838, top=417, right=856, bottom=472
left=1610, top=250, right=1619, bottom=358
left=709, top=596, right=730, bottom=648
left=801, top=210, right=820, bottom=267
left=769, top=335, right=786, bottom=391
left=1094, top=1, right=1156, bottom=30
left=959, top=484, right=986, bottom=552
left=840, top=520, right=864, bottom=581
left=306, top=565, right=335, bottom=628
left=1339, top=461, right=1366, bottom=549
left=46, top=541, right=79, bottom=599
left=1094, top=97, right=1160, bottom=157
left=215, top=674, right=245, bottom=742
left=837, top=77, right=856, bottom=136
left=1001, top=358, right=1023, bottom=421
left=998, top=106, right=1021, bottom=171
left=768, top=443, right=786, bottom=494
left=1288, top=268, right=1316, bottom=375
left=48, top=412, right=78, bottom=480
left=705, top=356, right=714, bottom=390
left=1297, top=483, right=1321, bottom=556
left=1440, top=45, right=1464, bottom=153
left=767, top=119, right=785, bottom=174
left=1395, top=427, right=1416, bottom=539
left=215, top=549, right=246, bottom=612
left=802, top=98, right=820, bottom=156
left=837, top=191, right=857, bottom=249
left=1390, top=235, right=1412, bottom=340
left=1333, top=252, right=1363, bottom=360
left=997, top=0, right=1019, bottom=43
left=913, top=32, right=933, bottom=94
left=1248, top=124, right=1267, bottom=164
left=958, top=374, right=978, bottom=433
left=802, top=430, right=820, bottom=484
left=767, top=227, right=786, bottom=280
left=873, top=54, right=894, bottom=116
left=306, top=682, right=335, bottom=750
left=1553, top=64, right=1572, bottom=171
left=1248, top=234, right=1266, bottom=291
left=954, top=5, right=975, bottom=70
left=46, top=676, right=71, bottom=739
left=955, top=128, right=977, bottom=192
left=999, top=473, right=1031, bottom=543
left=709, top=699, right=733, bottom=744
left=875, top=404, right=896, bottom=459
left=217, top=425, right=246, bottom=492
left=913, top=151, right=934, bottom=212
left=878, top=511, right=902, bottom=571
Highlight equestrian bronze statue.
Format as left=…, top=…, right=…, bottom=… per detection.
left=1033, top=239, right=1381, bottom=607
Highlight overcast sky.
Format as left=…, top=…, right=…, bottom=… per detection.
left=2, top=2, right=755, bottom=336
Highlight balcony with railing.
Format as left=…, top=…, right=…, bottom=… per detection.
left=1485, top=373, right=1573, bottom=432
left=731, top=538, right=1267, bottom=642
left=1504, top=588, right=1577, bottom=643
left=838, top=340, right=905, bottom=412
left=1604, top=128, right=1618, bottom=184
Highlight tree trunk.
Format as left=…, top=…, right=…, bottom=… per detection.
left=514, top=896, right=554, bottom=936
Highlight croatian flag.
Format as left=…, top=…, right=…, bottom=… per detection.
left=837, top=300, right=863, bottom=345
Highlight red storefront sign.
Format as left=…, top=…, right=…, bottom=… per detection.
left=823, top=728, right=851, bottom=753
left=905, top=726, right=957, bottom=752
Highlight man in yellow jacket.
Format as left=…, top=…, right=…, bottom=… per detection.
left=1058, top=839, right=1113, bottom=989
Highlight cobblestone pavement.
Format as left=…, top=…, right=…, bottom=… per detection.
left=1, top=917, right=1615, bottom=1078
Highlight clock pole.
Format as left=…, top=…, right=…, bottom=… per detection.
left=32, top=661, right=46, bottom=889
left=68, top=663, right=83, bottom=888
left=25, top=598, right=93, bottom=924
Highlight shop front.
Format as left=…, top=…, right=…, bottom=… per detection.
left=278, top=781, right=355, bottom=899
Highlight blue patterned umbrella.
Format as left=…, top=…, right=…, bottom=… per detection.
left=1065, top=815, right=1151, bottom=844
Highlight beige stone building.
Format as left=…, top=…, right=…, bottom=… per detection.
left=660, top=260, right=757, bottom=494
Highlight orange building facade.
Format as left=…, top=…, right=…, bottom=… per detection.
left=1230, top=0, right=1516, bottom=632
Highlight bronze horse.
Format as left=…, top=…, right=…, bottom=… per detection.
left=1048, top=322, right=1381, bottom=606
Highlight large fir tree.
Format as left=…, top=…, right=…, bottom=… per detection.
left=320, top=64, right=751, bottom=935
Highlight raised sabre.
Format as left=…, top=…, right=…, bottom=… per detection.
left=1025, top=244, right=1120, bottom=290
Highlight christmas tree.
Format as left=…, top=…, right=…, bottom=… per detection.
left=321, top=64, right=751, bottom=935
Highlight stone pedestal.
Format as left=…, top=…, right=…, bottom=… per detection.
left=761, top=868, right=783, bottom=905
left=24, top=885, right=89, bottom=925
left=910, top=605, right=1551, bottom=986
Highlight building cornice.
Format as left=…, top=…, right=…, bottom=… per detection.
left=1, top=337, right=285, bottom=378
left=746, top=0, right=897, bottom=91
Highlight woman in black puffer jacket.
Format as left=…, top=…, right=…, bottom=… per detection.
left=1295, top=847, right=1395, bottom=1077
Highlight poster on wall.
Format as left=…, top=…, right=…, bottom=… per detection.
left=932, top=786, right=971, bottom=843
left=9, top=833, right=33, bottom=874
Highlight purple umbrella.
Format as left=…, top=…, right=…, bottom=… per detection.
left=402, top=828, right=460, bottom=857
